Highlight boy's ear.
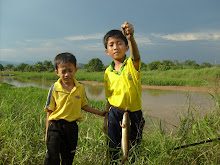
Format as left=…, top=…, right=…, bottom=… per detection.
left=126, top=45, right=129, bottom=52
left=105, top=49, right=109, bottom=55
left=55, top=70, right=59, bottom=75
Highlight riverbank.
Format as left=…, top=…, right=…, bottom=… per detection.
left=1, top=67, right=220, bottom=87
left=80, top=80, right=220, bottom=93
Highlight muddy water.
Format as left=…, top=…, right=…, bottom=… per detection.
left=2, top=77, right=216, bottom=129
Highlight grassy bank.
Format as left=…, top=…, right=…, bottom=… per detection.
left=0, top=83, right=219, bottom=164
left=2, top=67, right=220, bottom=87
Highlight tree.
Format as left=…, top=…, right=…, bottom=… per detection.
left=162, top=60, right=174, bottom=67
left=141, top=62, right=148, bottom=71
left=24, top=65, right=34, bottom=72
left=147, top=61, right=162, bottom=70
left=201, top=62, right=212, bottom=68
left=15, top=63, right=28, bottom=72
left=173, top=60, right=180, bottom=66
left=84, top=58, right=104, bottom=72
left=0, top=64, right=4, bottom=71
left=34, top=62, right=46, bottom=72
left=183, top=60, right=197, bottom=67
left=5, top=64, right=14, bottom=71
left=43, top=60, right=54, bottom=72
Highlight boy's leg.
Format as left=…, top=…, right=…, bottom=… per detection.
left=128, top=110, right=145, bottom=163
left=60, top=121, right=78, bottom=165
left=129, top=110, right=145, bottom=145
left=108, top=107, right=123, bottom=161
left=44, top=121, right=62, bottom=165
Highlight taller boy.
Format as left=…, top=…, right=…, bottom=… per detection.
left=103, top=22, right=145, bottom=162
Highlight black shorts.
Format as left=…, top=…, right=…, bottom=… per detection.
left=108, top=106, right=145, bottom=160
left=44, top=119, right=78, bottom=165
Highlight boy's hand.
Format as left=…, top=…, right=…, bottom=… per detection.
left=121, top=21, right=134, bottom=40
left=103, top=113, right=108, bottom=134
left=100, top=109, right=108, bottom=117
left=45, top=134, right=47, bottom=143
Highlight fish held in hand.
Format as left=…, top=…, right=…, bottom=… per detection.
left=120, top=111, right=131, bottom=163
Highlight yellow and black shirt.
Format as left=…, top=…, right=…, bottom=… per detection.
left=104, top=57, right=142, bottom=112
left=45, top=78, right=88, bottom=122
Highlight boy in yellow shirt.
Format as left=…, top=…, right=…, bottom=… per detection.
left=44, top=52, right=107, bottom=165
left=103, top=22, right=145, bottom=163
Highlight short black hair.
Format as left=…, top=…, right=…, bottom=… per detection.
left=103, top=30, right=128, bottom=49
left=54, top=52, right=77, bottom=70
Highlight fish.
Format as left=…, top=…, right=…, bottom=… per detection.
left=120, top=111, right=131, bottom=163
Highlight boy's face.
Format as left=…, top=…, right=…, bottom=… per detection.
left=105, top=37, right=129, bottom=61
left=56, top=62, right=78, bottom=85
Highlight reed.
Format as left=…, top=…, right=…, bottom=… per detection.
left=0, top=83, right=219, bottom=164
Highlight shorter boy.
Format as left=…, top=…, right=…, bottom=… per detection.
left=44, top=52, right=106, bottom=165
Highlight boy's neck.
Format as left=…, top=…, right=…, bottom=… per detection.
left=113, top=56, right=126, bottom=71
left=61, top=80, right=75, bottom=92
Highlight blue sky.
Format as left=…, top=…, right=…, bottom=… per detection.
left=1, top=0, right=220, bottom=66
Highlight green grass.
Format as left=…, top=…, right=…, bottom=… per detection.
left=2, top=67, right=220, bottom=86
left=0, top=82, right=219, bottom=164
left=1, top=70, right=104, bottom=82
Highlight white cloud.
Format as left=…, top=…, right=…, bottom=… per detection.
left=153, top=31, right=220, bottom=41
left=65, top=33, right=103, bottom=41
left=0, top=49, right=15, bottom=52
left=136, top=36, right=154, bottom=46
left=79, top=43, right=103, bottom=51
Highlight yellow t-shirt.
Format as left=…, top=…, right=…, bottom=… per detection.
left=45, top=78, right=88, bottom=122
left=104, top=57, right=142, bottom=112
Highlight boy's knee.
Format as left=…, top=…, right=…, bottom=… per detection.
left=44, top=150, right=60, bottom=165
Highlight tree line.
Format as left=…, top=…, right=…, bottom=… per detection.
left=0, top=58, right=219, bottom=72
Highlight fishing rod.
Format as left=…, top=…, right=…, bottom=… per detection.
left=172, top=137, right=220, bottom=151
left=149, top=137, right=220, bottom=156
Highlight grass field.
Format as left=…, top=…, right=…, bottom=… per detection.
left=2, top=67, right=220, bottom=87
left=0, top=82, right=219, bottom=164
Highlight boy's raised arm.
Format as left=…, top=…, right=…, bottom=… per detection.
left=121, top=22, right=140, bottom=69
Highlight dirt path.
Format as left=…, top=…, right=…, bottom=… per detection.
left=80, top=81, right=220, bottom=93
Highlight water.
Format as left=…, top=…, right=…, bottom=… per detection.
left=1, top=77, right=216, bottom=129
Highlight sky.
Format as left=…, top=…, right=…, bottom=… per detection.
left=1, top=0, right=220, bottom=66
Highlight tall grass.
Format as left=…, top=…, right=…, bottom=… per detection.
left=141, top=67, right=220, bottom=86
left=0, top=82, right=219, bottom=164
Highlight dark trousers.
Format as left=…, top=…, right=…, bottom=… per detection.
left=44, top=120, right=78, bottom=165
left=108, top=106, right=145, bottom=161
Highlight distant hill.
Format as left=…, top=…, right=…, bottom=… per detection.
left=0, top=60, right=36, bottom=67
left=0, top=61, right=20, bottom=67
left=77, top=63, right=85, bottom=69
left=0, top=60, right=86, bottom=69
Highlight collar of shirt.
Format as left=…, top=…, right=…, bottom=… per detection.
left=109, top=55, right=128, bottom=73
left=54, top=78, right=80, bottom=93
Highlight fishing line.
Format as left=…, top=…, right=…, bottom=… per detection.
left=148, top=137, right=220, bottom=156
left=145, top=114, right=178, bottom=128
left=172, top=137, right=220, bottom=151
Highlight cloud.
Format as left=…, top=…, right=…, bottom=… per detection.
left=65, top=33, right=103, bottom=41
left=135, top=36, right=154, bottom=46
left=79, top=43, right=103, bottom=51
left=0, top=49, right=15, bottom=52
left=153, top=31, right=220, bottom=41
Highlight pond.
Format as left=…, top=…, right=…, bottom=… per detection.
left=1, top=77, right=216, bottom=130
